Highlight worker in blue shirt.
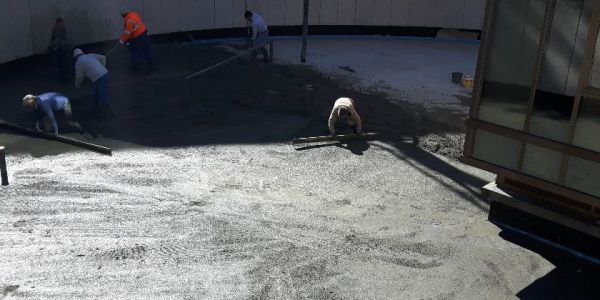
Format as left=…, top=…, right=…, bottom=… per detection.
left=22, top=92, right=82, bottom=137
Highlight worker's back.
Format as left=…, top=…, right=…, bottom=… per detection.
left=122, top=12, right=147, bottom=41
left=333, top=97, right=355, bottom=110
left=251, top=13, right=268, bottom=32
left=329, top=97, right=362, bottom=134
left=37, top=92, right=68, bottom=111
left=75, top=54, right=107, bottom=82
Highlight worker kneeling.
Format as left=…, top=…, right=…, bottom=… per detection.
left=328, top=97, right=362, bottom=136
left=22, top=93, right=82, bottom=137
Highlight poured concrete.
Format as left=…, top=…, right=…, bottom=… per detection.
left=0, top=39, right=591, bottom=298
left=273, top=37, right=479, bottom=112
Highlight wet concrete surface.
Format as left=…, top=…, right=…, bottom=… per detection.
left=0, top=41, right=584, bottom=298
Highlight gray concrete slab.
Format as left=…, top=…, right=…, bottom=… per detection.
left=0, top=40, right=580, bottom=299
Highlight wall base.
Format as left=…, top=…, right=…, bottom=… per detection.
left=484, top=182, right=600, bottom=265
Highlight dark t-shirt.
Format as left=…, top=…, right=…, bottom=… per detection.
left=49, top=26, right=67, bottom=49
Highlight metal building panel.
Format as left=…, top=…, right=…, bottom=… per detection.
left=355, top=0, right=374, bottom=25
left=539, top=0, right=582, bottom=95
left=429, top=0, right=467, bottom=28
left=473, top=130, right=522, bottom=170
left=337, top=0, right=358, bottom=25
left=284, top=0, right=304, bottom=25
left=407, top=0, right=428, bottom=27
left=565, top=157, right=600, bottom=198
left=178, top=0, right=204, bottom=31
left=105, top=0, right=132, bottom=39
left=0, top=0, right=34, bottom=63
left=232, top=0, right=248, bottom=27
left=309, top=0, right=322, bottom=25
left=566, top=0, right=596, bottom=95
left=162, top=0, right=181, bottom=33
left=248, top=0, right=269, bottom=18
left=462, top=0, right=486, bottom=29
left=268, top=0, right=286, bottom=25
left=320, top=0, right=339, bottom=25
left=372, top=0, right=392, bottom=26
left=390, top=0, right=410, bottom=26
left=215, top=0, right=234, bottom=29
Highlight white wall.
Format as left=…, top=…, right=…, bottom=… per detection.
left=0, top=0, right=486, bottom=63
left=0, top=0, right=34, bottom=63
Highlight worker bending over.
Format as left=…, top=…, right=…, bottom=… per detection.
left=119, top=9, right=154, bottom=70
left=73, top=48, right=111, bottom=111
left=329, top=97, right=362, bottom=136
left=244, top=10, right=270, bottom=63
left=22, top=93, right=82, bottom=137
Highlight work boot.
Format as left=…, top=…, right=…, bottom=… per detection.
left=96, top=104, right=114, bottom=117
left=68, top=120, right=85, bottom=134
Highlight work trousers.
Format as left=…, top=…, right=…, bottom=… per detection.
left=62, top=99, right=73, bottom=118
left=333, top=122, right=358, bottom=135
left=252, top=31, right=270, bottom=61
left=129, top=31, right=154, bottom=69
left=93, top=73, right=110, bottom=106
left=47, top=46, right=70, bottom=80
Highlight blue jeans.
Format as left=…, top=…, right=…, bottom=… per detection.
left=94, top=73, right=110, bottom=105
left=252, top=31, right=270, bottom=61
left=129, top=31, right=154, bottom=68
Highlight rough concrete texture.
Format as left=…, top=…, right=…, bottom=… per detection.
left=0, top=39, right=595, bottom=299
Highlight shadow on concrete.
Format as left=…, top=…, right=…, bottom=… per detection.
left=294, top=140, right=371, bottom=156
left=498, top=230, right=600, bottom=299
left=372, top=141, right=489, bottom=211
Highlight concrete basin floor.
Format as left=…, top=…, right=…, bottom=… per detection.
left=0, top=39, right=594, bottom=299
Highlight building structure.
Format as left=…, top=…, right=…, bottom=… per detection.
left=462, top=0, right=600, bottom=259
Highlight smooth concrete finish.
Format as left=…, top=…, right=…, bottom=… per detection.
left=271, top=37, right=479, bottom=112
left=0, top=0, right=486, bottom=64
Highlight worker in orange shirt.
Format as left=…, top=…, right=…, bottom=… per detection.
left=119, top=9, right=154, bottom=70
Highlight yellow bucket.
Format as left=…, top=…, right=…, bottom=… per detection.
left=462, top=75, right=474, bottom=88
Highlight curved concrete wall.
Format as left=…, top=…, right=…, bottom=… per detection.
left=0, top=0, right=486, bottom=64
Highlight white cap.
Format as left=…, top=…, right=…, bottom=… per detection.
left=73, top=48, right=84, bottom=58
left=22, top=94, right=36, bottom=106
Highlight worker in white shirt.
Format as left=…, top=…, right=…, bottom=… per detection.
left=73, top=48, right=111, bottom=111
left=244, top=10, right=270, bottom=63
left=328, top=97, right=363, bottom=136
